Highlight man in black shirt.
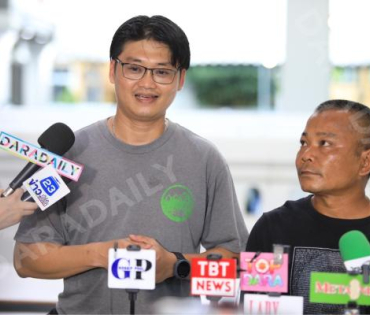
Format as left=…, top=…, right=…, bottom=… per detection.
left=247, top=99, right=370, bottom=314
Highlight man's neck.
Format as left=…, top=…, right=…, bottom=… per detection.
left=110, top=115, right=167, bottom=146
left=312, top=191, right=370, bottom=219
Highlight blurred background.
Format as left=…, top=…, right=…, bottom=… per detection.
left=1, top=0, right=370, bottom=312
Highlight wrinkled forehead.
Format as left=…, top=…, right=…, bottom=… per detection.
left=307, top=110, right=355, bottom=131
left=302, top=110, right=362, bottom=142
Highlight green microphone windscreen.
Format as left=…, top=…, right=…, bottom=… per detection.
left=339, top=230, right=370, bottom=261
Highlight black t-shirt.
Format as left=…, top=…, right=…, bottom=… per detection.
left=246, top=195, right=370, bottom=314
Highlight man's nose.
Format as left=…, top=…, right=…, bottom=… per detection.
left=138, top=69, right=156, bottom=87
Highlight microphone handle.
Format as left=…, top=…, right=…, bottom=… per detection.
left=2, top=159, right=42, bottom=198
left=9, top=162, right=41, bottom=191
left=1, top=187, right=14, bottom=197
left=21, top=191, right=33, bottom=202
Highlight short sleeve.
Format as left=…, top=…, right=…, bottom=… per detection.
left=246, top=213, right=274, bottom=252
left=200, top=150, right=249, bottom=253
left=14, top=199, right=67, bottom=245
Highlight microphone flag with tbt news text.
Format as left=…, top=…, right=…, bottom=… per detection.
left=191, top=257, right=237, bottom=297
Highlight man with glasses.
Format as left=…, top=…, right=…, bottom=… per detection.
left=14, top=15, right=248, bottom=314
left=114, top=59, right=180, bottom=85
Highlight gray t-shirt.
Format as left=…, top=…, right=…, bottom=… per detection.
left=15, top=119, right=248, bottom=314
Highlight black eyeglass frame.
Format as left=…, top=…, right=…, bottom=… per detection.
left=114, top=58, right=180, bottom=85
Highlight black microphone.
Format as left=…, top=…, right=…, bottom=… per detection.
left=1, top=123, right=75, bottom=198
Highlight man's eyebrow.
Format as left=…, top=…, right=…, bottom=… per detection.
left=125, top=57, right=172, bottom=67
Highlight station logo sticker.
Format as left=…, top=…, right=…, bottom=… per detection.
left=160, top=184, right=194, bottom=222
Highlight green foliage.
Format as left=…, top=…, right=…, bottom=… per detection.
left=187, top=65, right=258, bottom=108
left=55, top=87, right=77, bottom=103
left=331, top=66, right=358, bottom=83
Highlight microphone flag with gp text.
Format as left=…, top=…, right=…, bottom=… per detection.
left=108, top=248, right=156, bottom=290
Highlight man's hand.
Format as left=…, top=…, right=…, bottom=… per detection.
left=128, top=234, right=177, bottom=283
left=15, top=237, right=141, bottom=279
left=0, top=188, right=38, bottom=230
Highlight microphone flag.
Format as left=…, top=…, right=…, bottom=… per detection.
left=191, top=257, right=237, bottom=297
left=0, top=131, right=83, bottom=182
left=23, top=165, right=70, bottom=210
left=240, top=252, right=288, bottom=293
left=244, top=293, right=303, bottom=315
left=310, top=272, right=370, bottom=305
left=108, top=248, right=156, bottom=290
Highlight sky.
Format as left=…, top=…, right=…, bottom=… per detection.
left=11, top=0, right=370, bottom=66
left=47, top=0, right=287, bottom=65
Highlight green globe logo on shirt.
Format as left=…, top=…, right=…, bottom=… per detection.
left=161, top=184, right=194, bottom=222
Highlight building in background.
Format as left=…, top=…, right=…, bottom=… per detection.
left=2, top=1, right=370, bottom=310
left=331, top=65, right=370, bottom=105
left=0, top=0, right=54, bottom=106
left=2, top=0, right=370, bottom=222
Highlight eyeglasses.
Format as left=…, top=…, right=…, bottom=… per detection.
left=115, top=59, right=179, bottom=84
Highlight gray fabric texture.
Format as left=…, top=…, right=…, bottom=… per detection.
left=15, top=118, right=248, bottom=314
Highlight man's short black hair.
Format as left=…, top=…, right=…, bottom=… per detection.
left=315, top=99, right=370, bottom=150
left=109, top=15, right=190, bottom=70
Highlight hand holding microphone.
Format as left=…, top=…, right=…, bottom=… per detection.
left=0, top=188, right=38, bottom=230
left=0, top=122, right=75, bottom=229
left=1, top=122, right=75, bottom=198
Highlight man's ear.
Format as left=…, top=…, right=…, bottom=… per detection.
left=359, top=149, right=370, bottom=176
left=177, top=69, right=186, bottom=91
left=109, top=59, right=116, bottom=84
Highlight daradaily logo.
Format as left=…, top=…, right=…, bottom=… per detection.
left=0, top=131, right=83, bottom=182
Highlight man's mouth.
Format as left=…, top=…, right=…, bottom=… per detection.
left=135, top=94, right=158, bottom=100
left=299, top=169, right=320, bottom=176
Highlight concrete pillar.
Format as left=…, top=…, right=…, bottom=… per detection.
left=0, top=31, right=17, bottom=105
left=258, top=66, right=272, bottom=110
left=11, top=35, right=54, bottom=106
left=277, top=0, right=330, bottom=112
left=24, top=42, right=48, bottom=106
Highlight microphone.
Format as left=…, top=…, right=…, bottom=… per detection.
left=1, top=123, right=75, bottom=198
left=339, top=230, right=370, bottom=273
left=21, top=177, right=72, bottom=202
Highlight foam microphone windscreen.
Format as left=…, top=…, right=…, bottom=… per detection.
left=38, top=122, right=75, bottom=154
left=339, top=230, right=370, bottom=271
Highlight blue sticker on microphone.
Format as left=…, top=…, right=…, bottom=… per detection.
left=40, top=176, right=60, bottom=196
